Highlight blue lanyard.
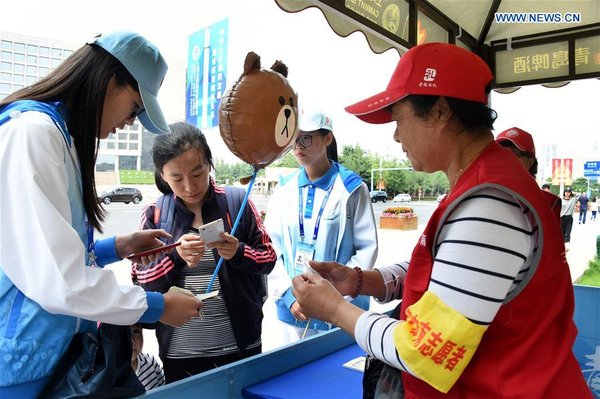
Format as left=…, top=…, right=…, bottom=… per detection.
left=87, top=220, right=96, bottom=267
left=298, top=183, right=335, bottom=242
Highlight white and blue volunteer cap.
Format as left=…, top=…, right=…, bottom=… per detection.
left=299, top=108, right=333, bottom=133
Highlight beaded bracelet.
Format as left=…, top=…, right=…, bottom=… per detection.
left=351, top=266, right=363, bottom=298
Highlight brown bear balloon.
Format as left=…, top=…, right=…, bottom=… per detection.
left=219, top=52, right=298, bottom=170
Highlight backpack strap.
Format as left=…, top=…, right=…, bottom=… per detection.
left=224, top=186, right=246, bottom=231
left=224, top=185, right=268, bottom=303
left=153, top=194, right=176, bottom=240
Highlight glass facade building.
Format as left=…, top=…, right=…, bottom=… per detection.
left=0, top=31, right=146, bottom=172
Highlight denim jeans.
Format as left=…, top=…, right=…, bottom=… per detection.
left=579, top=210, right=587, bottom=224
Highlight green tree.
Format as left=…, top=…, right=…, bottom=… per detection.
left=273, top=152, right=299, bottom=168
left=572, top=177, right=588, bottom=193
left=214, top=160, right=256, bottom=185
left=339, top=145, right=374, bottom=182
left=214, top=160, right=232, bottom=184
left=375, top=158, right=411, bottom=194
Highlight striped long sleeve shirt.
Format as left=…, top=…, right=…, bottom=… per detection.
left=355, top=187, right=537, bottom=376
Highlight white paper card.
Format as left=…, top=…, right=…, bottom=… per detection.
left=343, top=356, right=366, bottom=372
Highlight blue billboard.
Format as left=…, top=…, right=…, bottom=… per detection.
left=186, top=18, right=228, bottom=129
left=584, top=161, right=600, bottom=177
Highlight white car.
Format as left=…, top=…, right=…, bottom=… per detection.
left=392, top=193, right=412, bottom=202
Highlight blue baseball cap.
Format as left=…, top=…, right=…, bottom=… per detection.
left=93, top=31, right=170, bottom=134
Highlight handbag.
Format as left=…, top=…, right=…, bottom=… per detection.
left=37, top=323, right=145, bottom=399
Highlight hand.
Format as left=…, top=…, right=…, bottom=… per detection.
left=290, top=301, right=308, bottom=321
left=292, top=273, right=344, bottom=323
left=208, top=233, right=239, bottom=260
left=176, top=233, right=206, bottom=267
left=308, top=261, right=358, bottom=296
left=116, top=229, right=172, bottom=264
left=160, top=291, right=203, bottom=327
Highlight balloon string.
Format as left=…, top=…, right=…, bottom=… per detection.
left=206, top=170, right=258, bottom=293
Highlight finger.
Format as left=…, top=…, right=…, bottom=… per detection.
left=182, top=242, right=204, bottom=253
left=308, top=260, right=335, bottom=273
left=187, top=244, right=205, bottom=254
left=153, top=229, right=173, bottom=240
left=182, top=233, right=203, bottom=242
left=292, top=275, right=306, bottom=288
left=219, top=232, right=234, bottom=242
left=297, top=310, right=307, bottom=321
left=302, top=272, right=323, bottom=284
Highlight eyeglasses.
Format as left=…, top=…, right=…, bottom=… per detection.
left=294, top=133, right=321, bottom=149
left=124, top=85, right=144, bottom=120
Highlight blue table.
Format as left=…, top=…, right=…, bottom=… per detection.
left=143, top=328, right=364, bottom=398
left=242, top=343, right=364, bottom=398
left=143, top=286, right=600, bottom=398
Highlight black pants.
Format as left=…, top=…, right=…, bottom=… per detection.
left=162, top=345, right=261, bottom=383
left=561, top=215, right=573, bottom=243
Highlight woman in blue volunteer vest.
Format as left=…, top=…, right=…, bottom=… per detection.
left=291, top=44, right=591, bottom=398
left=263, top=108, right=378, bottom=349
left=0, top=32, right=202, bottom=397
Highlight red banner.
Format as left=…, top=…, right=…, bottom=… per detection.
left=552, top=158, right=573, bottom=185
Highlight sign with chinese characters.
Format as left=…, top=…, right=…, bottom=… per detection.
left=495, top=37, right=600, bottom=85
left=186, top=18, right=229, bottom=129
left=584, top=161, right=600, bottom=177
left=552, top=158, right=573, bottom=185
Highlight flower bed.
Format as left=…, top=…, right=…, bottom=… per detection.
left=381, top=206, right=414, bottom=218
left=380, top=206, right=418, bottom=230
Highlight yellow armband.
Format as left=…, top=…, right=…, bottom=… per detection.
left=393, top=291, right=487, bottom=393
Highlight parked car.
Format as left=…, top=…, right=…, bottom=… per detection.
left=98, top=187, right=143, bottom=205
left=392, top=193, right=412, bottom=202
left=370, top=190, right=388, bottom=203
left=437, top=193, right=447, bottom=202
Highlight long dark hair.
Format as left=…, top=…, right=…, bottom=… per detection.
left=153, top=122, right=214, bottom=194
left=324, top=130, right=339, bottom=163
left=0, top=44, right=138, bottom=232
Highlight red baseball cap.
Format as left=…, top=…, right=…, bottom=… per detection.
left=345, top=43, right=493, bottom=124
left=496, top=127, right=535, bottom=156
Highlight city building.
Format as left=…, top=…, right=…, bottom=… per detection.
left=0, top=31, right=75, bottom=100
left=0, top=31, right=147, bottom=181
left=538, top=142, right=558, bottom=184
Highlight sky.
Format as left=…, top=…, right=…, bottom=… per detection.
left=3, top=0, right=599, bottom=165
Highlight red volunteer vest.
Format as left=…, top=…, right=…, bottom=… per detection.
left=400, top=143, right=591, bottom=398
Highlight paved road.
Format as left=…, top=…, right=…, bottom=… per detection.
left=97, top=194, right=439, bottom=239
left=99, top=195, right=597, bottom=284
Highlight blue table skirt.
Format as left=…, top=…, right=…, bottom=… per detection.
left=242, top=343, right=365, bottom=399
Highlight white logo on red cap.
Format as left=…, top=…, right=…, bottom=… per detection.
left=424, top=68, right=437, bottom=82
left=506, top=129, right=519, bottom=137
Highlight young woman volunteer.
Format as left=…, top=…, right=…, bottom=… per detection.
left=0, top=31, right=201, bottom=397
left=132, top=122, right=276, bottom=382
left=263, top=109, right=378, bottom=348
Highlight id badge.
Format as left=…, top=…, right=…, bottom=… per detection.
left=294, top=242, right=315, bottom=276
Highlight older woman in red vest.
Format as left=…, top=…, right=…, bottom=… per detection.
left=292, top=43, right=591, bottom=398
